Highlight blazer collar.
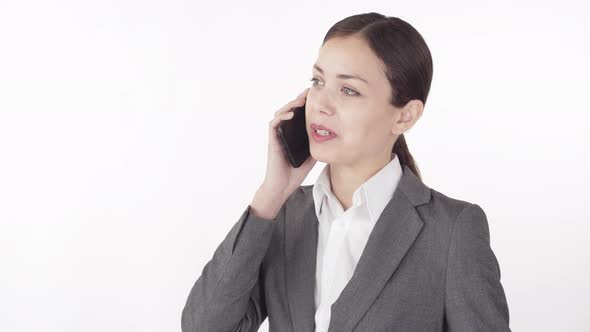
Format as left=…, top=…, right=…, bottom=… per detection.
left=284, top=164, right=431, bottom=332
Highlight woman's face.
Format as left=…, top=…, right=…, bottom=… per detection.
left=305, top=35, right=403, bottom=167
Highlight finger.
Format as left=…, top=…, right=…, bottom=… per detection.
left=275, top=98, right=306, bottom=116
left=276, top=112, right=294, bottom=124
left=296, top=88, right=309, bottom=99
left=274, top=111, right=293, bottom=122
left=269, top=112, right=293, bottom=128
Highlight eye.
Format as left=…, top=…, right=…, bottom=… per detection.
left=309, top=77, right=360, bottom=97
left=342, top=86, right=360, bottom=96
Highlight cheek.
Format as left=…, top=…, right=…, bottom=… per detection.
left=339, top=123, right=372, bottom=147
left=342, top=116, right=390, bottom=147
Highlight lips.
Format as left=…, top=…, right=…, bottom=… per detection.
left=310, top=123, right=337, bottom=135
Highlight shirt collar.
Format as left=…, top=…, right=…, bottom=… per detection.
left=312, top=153, right=403, bottom=225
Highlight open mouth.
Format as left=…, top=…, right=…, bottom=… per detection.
left=311, top=128, right=337, bottom=142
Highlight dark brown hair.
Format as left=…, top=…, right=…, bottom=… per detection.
left=322, top=12, right=433, bottom=181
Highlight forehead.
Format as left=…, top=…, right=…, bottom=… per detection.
left=314, top=36, right=386, bottom=82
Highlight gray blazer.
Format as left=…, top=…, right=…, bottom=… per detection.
left=181, top=164, right=511, bottom=331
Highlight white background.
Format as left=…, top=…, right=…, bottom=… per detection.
left=1, top=0, right=589, bottom=331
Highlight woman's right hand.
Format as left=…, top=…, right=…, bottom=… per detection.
left=259, top=88, right=317, bottom=205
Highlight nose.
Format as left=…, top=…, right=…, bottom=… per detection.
left=309, top=89, right=335, bottom=116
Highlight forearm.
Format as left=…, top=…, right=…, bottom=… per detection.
left=181, top=204, right=278, bottom=331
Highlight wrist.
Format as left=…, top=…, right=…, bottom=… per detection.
left=250, top=186, right=286, bottom=221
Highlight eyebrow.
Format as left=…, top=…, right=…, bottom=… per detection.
left=313, top=64, right=369, bottom=85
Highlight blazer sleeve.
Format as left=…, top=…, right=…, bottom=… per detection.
left=444, top=203, right=511, bottom=332
left=181, top=204, right=278, bottom=332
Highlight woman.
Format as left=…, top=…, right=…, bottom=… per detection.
left=182, top=12, right=511, bottom=332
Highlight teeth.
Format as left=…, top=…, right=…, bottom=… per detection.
left=315, top=129, right=332, bottom=136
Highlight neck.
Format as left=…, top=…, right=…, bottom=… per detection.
left=329, top=151, right=394, bottom=211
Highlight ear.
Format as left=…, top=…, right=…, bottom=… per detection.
left=391, top=99, right=424, bottom=135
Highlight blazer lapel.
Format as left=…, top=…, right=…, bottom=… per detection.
left=285, top=164, right=431, bottom=332
left=285, top=184, right=319, bottom=332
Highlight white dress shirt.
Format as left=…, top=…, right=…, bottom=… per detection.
left=312, top=153, right=403, bottom=332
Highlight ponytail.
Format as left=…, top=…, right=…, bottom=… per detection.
left=392, top=133, right=421, bottom=181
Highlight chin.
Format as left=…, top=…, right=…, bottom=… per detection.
left=310, top=145, right=336, bottom=164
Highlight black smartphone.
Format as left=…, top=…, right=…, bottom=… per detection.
left=277, top=104, right=310, bottom=168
